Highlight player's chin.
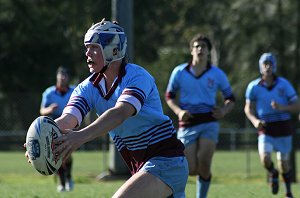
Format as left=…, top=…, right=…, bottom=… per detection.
left=89, top=67, right=95, bottom=73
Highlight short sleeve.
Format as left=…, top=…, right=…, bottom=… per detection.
left=62, top=83, right=92, bottom=125
left=283, top=79, right=298, bottom=103
left=165, top=67, right=181, bottom=100
left=245, top=82, right=255, bottom=102
left=217, top=69, right=234, bottom=100
left=117, top=69, right=154, bottom=114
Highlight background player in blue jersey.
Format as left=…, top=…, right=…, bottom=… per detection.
left=165, top=34, right=235, bottom=198
left=40, top=19, right=189, bottom=198
left=244, top=53, right=300, bottom=198
left=40, top=66, right=75, bottom=192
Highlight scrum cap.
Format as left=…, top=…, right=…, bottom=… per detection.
left=259, top=53, right=277, bottom=74
left=84, top=19, right=127, bottom=66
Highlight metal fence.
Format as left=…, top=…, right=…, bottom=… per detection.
left=0, top=127, right=279, bottom=150
left=1, top=92, right=300, bottom=151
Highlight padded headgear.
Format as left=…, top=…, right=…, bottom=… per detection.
left=259, top=53, right=277, bottom=74
left=84, top=19, right=127, bottom=66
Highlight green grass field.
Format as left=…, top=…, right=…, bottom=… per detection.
left=0, top=150, right=299, bottom=197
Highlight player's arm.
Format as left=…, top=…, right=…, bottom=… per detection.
left=244, top=100, right=265, bottom=129
left=166, top=98, right=192, bottom=121
left=271, top=99, right=300, bottom=113
left=78, top=101, right=134, bottom=141
left=55, top=113, right=78, bottom=131
left=212, top=99, right=235, bottom=119
left=54, top=102, right=135, bottom=161
left=40, top=103, right=58, bottom=115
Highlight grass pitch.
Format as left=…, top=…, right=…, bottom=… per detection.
left=0, top=150, right=299, bottom=197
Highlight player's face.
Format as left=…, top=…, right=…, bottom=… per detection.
left=56, top=72, right=69, bottom=87
left=85, top=44, right=105, bottom=73
left=191, top=40, right=209, bottom=62
left=261, top=60, right=274, bottom=76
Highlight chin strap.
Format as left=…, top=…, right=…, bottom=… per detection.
left=99, top=64, right=108, bottom=74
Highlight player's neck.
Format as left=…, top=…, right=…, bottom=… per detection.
left=56, top=83, right=68, bottom=89
left=262, top=75, right=274, bottom=86
left=103, top=61, right=122, bottom=87
left=191, top=59, right=207, bottom=74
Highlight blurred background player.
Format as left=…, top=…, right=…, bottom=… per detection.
left=244, top=53, right=300, bottom=198
left=40, top=66, right=75, bottom=192
left=165, top=33, right=235, bottom=198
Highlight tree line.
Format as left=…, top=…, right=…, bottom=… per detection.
left=0, top=0, right=299, bottom=129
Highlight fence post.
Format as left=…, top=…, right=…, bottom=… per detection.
left=290, top=130, right=297, bottom=182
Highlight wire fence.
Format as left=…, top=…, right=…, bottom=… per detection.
left=1, top=92, right=300, bottom=151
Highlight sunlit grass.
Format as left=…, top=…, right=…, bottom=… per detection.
left=0, top=151, right=299, bottom=197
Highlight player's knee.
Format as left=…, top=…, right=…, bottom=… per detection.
left=261, top=156, right=272, bottom=168
left=278, top=161, right=290, bottom=173
left=188, top=166, right=197, bottom=175
left=199, top=159, right=211, bottom=170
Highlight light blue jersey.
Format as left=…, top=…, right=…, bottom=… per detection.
left=166, top=63, right=235, bottom=128
left=63, top=63, right=185, bottom=174
left=245, top=76, right=298, bottom=137
left=41, top=86, right=75, bottom=119
left=245, top=77, right=297, bottom=122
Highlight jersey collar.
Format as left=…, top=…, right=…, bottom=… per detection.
left=259, top=75, right=278, bottom=90
left=185, top=61, right=211, bottom=78
left=89, top=63, right=127, bottom=100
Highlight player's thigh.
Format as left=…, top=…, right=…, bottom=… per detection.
left=184, top=142, right=198, bottom=171
left=198, top=138, right=216, bottom=164
left=113, top=171, right=172, bottom=198
left=276, top=152, right=291, bottom=172
left=259, top=152, right=272, bottom=166
left=258, top=134, right=274, bottom=163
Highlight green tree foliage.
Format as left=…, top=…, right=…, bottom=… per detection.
left=0, top=0, right=111, bottom=92
left=0, top=0, right=299, bottom=129
left=133, top=0, right=299, bottom=127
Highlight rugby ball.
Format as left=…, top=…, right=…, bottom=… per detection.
left=26, top=116, right=62, bottom=175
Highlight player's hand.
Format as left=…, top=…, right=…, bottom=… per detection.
left=23, top=143, right=31, bottom=164
left=271, top=100, right=283, bottom=111
left=178, top=110, right=193, bottom=121
left=53, top=130, right=81, bottom=164
left=254, top=120, right=266, bottom=129
left=48, top=103, right=58, bottom=113
left=212, top=106, right=225, bottom=119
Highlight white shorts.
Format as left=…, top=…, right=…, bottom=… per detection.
left=258, top=134, right=292, bottom=160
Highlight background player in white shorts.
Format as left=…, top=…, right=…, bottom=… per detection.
left=244, top=52, right=300, bottom=198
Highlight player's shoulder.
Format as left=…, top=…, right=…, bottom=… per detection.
left=80, top=73, right=96, bottom=86
left=69, top=85, right=76, bottom=90
left=125, top=63, right=154, bottom=80
left=276, top=76, right=291, bottom=84
left=174, top=63, right=189, bottom=72
left=209, top=64, right=224, bottom=73
left=72, top=73, right=96, bottom=92
left=43, top=85, right=56, bottom=93
left=247, top=77, right=261, bottom=87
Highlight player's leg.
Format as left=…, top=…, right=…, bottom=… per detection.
left=196, top=122, right=219, bottom=198
left=183, top=142, right=198, bottom=175
left=113, top=171, right=172, bottom=198
left=258, top=134, right=279, bottom=194
left=56, top=166, right=66, bottom=192
left=177, top=126, right=200, bottom=175
left=196, top=138, right=215, bottom=198
left=275, top=136, right=293, bottom=198
left=113, top=156, right=188, bottom=198
left=277, top=154, right=293, bottom=198
left=65, top=156, right=74, bottom=191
